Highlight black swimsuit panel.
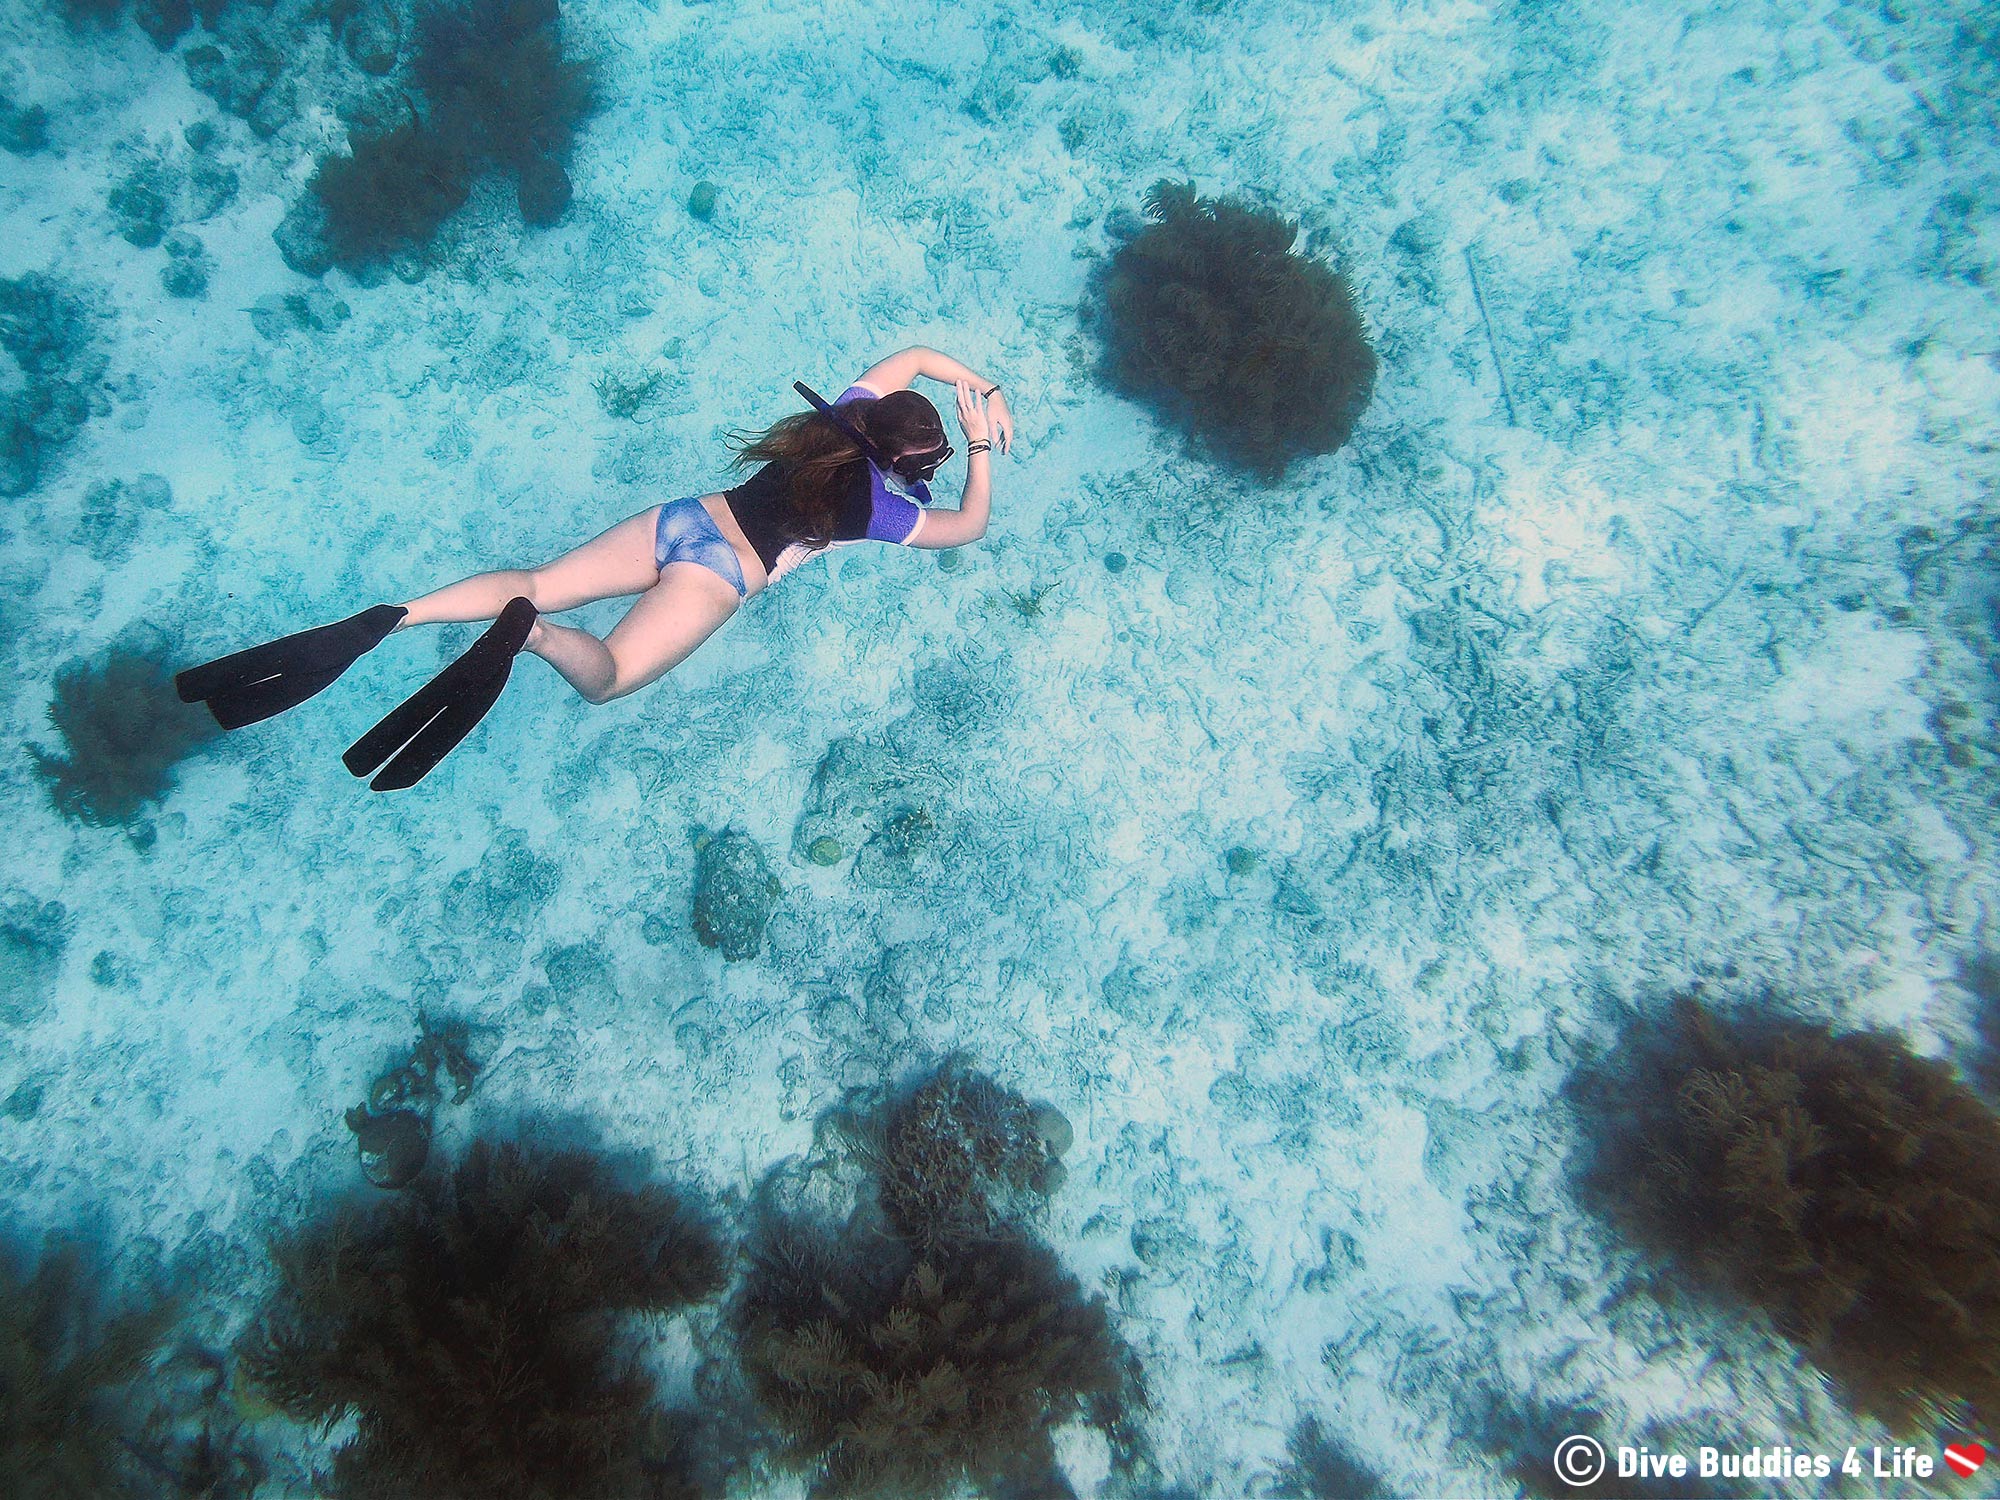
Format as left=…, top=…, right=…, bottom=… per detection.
left=723, top=461, right=872, bottom=574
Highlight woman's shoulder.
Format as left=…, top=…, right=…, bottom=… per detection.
left=834, top=382, right=893, bottom=405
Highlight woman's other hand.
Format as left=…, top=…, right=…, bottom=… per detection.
left=985, top=389, right=1013, bottom=453
left=954, top=380, right=992, bottom=445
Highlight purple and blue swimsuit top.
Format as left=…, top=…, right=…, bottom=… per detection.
left=723, top=384, right=929, bottom=585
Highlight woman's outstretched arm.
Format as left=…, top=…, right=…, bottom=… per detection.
left=856, top=346, right=1013, bottom=453
left=905, top=381, right=992, bottom=550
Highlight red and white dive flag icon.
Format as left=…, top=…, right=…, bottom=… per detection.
left=1943, top=1443, right=1985, bottom=1479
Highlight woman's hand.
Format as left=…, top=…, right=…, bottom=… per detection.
left=954, top=380, right=991, bottom=445
left=985, top=389, right=1013, bottom=454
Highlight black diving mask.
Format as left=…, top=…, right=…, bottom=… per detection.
left=892, top=442, right=953, bottom=484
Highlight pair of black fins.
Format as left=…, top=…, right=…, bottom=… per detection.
left=174, top=598, right=537, bottom=791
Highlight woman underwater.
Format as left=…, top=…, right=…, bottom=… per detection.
left=175, top=346, right=1013, bottom=789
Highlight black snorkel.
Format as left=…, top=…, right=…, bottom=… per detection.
left=793, top=380, right=939, bottom=503
left=794, top=380, right=886, bottom=463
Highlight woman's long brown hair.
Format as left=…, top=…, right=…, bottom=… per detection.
left=726, top=390, right=946, bottom=550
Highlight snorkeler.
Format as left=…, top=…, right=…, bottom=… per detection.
left=176, top=347, right=1012, bottom=789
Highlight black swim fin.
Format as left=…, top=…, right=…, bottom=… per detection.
left=176, top=604, right=409, bottom=730
left=342, top=597, right=537, bottom=791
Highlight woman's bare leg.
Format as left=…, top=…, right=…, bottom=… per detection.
left=529, top=563, right=741, bottom=703
left=391, top=505, right=742, bottom=702
left=397, top=508, right=664, bottom=626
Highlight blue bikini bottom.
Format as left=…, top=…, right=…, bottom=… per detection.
left=655, top=496, right=748, bottom=598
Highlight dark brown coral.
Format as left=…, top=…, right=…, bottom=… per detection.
left=240, top=1138, right=726, bottom=1499
left=1571, top=991, right=2000, bottom=1431
left=734, top=1215, right=1126, bottom=1499
left=31, top=624, right=222, bottom=830
left=0, top=1241, right=176, bottom=1499
left=732, top=1060, right=1133, bottom=1498
left=1088, top=179, right=1377, bottom=478
left=309, top=112, right=473, bottom=269
left=841, top=1057, right=1067, bottom=1249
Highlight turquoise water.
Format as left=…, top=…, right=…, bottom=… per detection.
left=2, top=0, right=1997, bottom=1493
